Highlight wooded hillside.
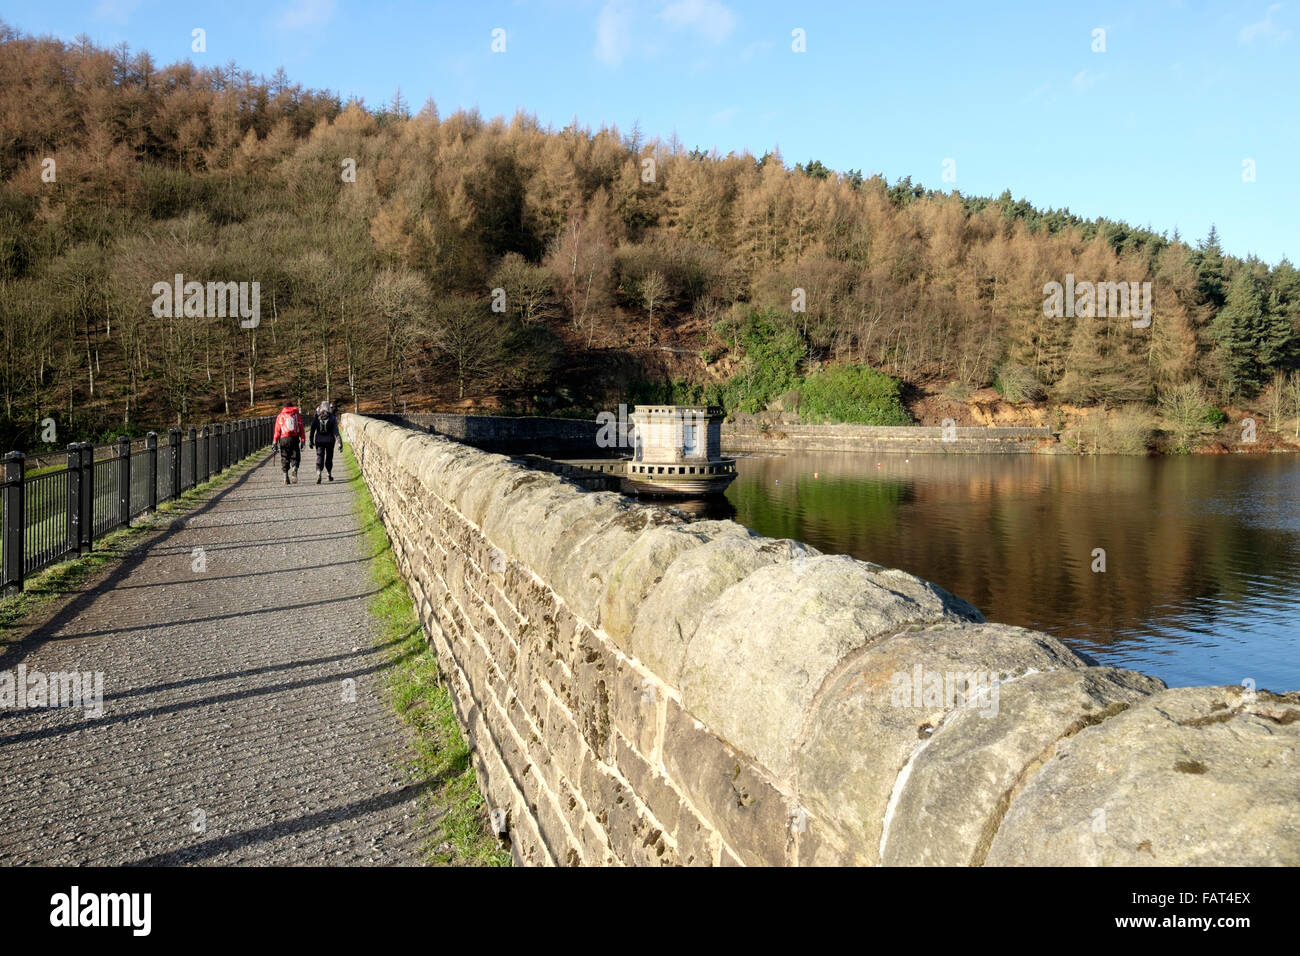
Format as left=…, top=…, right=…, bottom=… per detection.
left=2, top=23, right=1298, bottom=451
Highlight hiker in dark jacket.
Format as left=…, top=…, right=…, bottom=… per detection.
left=309, top=401, right=342, bottom=483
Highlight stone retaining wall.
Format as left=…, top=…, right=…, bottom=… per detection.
left=369, top=412, right=601, bottom=455
left=344, top=413, right=1300, bottom=866
left=722, top=423, right=1056, bottom=454
left=370, top=412, right=1056, bottom=456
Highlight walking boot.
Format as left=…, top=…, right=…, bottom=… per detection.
left=316, top=469, right=322, bottom=484
left=284, top=472, right=290, bottom=485
left=327, top=472, right=334, bottom=481
left=291, top=466, right=299, bottom=484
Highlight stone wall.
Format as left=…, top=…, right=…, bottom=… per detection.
left=722, top=423, right=1055, bottom=454
left=370, top=412, right=1056, bottom=457
left=344, top=413, right=1300, bottom=866
left=369, top=412, right=601, bottom=455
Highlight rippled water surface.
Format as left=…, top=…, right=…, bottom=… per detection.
left=688, top=452, right=1300, bottom=690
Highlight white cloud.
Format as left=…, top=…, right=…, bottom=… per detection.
left=93, top=0, right=141, bottom=24
left=1071, top=69, right=1099, bottom=91
left=738, top=38, right=774, bottom=62
left=277, top=0, right=337, bottom=32
left=595, top=0, right=736, bottom=67
left=1239, top=3, right=1291, bottom=44
left=595, top=0, right=634, bottom=65
left=660, top=0, right=737, bottom=44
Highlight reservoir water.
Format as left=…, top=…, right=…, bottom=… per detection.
left=690, top=452, right=1300, bottom=691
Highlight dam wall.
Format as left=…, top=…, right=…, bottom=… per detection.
left=343, top=413, right=1300, bottom=866
left=367, top=412, right=603, bottom=455
left=721, top=423, right=1056, bottom=454
left=367, top=412, right=1055, bottom=456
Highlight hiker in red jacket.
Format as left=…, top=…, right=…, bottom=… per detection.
left=272, top=404, right=306, bottom=484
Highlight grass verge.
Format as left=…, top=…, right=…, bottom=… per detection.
left=340, top=441, right=509, bottom=867
left=0, top=451, right=267, bottom=639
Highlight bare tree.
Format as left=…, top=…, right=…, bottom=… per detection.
left=637, top=270, right=669, bottom=347
left=425, top=297, right=507, bottom=400
left=1287, top=371, right=1300, bottom=438
left=368, top=268, right=428, bottom=411
left=545, top=212, right=613, bottom=348
left=491, top=252, right=557, bottom=325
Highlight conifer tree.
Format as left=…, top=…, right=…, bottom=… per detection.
left=1210, top=266, right=1276, bottom=398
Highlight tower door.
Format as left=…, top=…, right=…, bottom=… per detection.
left=682, top=423, right=698, bottom=456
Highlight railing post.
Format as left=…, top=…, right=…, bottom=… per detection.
left=66, top=443, right=82, bottom=556
left=187, top=426, right=197, bottom=490
left=200, top=425, right=210, bottom=483
left=146, top=432, right=159, bottom=514
left=214, top=423, right=224, bottom=473
left=2, top=452, right=25, bottom=594
left=117, top=435, right=131, bottom=529
left=79, top=443, right=94, bottom=552
left=168, top=428, right=181, bottom=501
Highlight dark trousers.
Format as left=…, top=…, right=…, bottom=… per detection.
left=315, top=442, right=335, bottom=474
left=278, top=438, right=301, bottom=472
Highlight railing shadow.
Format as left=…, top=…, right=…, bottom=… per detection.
left=0, top=635, right=407, bottom=718
left=124, top=769, right=458, bottom=866
left=0, top=638, right=420, bottom=749
left=0, top=455, right=271, bottom=673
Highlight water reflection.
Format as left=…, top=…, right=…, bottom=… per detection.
left=658, top=497, right=737, bottom=521
left=688, top=451, right=1300, bottom=691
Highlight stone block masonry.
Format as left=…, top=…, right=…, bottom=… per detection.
left=343, top=414, right=1300, bottom=866
left=721, top=423, right=1055, bottom=454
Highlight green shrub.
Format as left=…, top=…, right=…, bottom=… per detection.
left=796, top=364, right=912, bottom=425
left=715, top=307, right=806, bottom=414
left=627, top=379, right=725, bottom=408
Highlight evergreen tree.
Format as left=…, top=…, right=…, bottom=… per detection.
left=1191, top=226, right=1228, bottom=312
left=1267, top=258, right=1300, bottom=369
left=1210, top=265, right=1277, bottom=398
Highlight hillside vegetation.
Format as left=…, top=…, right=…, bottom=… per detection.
left=2, top=23, right=1299, bottom=453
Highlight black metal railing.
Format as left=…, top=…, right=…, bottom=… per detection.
left=1, top=415, right=274, bottom=595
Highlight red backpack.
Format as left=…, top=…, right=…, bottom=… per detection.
left=275, top=407, right=303, bottom=441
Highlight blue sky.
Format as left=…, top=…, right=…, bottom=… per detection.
left=5, top=0, right=1297, bottom=264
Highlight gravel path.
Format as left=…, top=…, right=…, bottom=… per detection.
left=0, top=450, right=426, bottom=865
